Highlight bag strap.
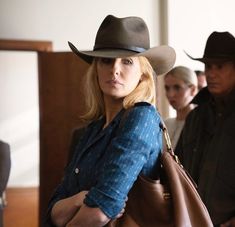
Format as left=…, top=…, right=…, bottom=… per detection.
left=159, top=122, right=172, bottom=152
left=160, top=121, right=198, bottom=188
left=159, top=121, right=182, bottom=165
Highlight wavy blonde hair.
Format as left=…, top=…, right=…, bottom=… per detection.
left=165, top=66, right=198, bottom=88
left=81, top=56, right=156, bottom=122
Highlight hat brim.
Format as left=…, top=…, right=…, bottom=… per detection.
left=185, top=51, right=235, bottom=63
left=68, top=41, right=176, bottom=75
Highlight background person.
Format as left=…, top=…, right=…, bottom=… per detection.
left=195, top=70, right=207, bottom=90
left=45, top=15, right=175, bottom=227
left=0, top=140, right=11, bottom=226
left=177, top=31, right=235, bottom=227
left=164, top=66, right=198, bottom=149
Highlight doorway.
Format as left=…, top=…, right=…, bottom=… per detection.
left=0, top=39, right=52, bottom=227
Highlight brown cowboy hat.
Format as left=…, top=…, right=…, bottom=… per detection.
left=186, top=31, right=235, bottom=63
left=68, top=15, right=176, bottom=75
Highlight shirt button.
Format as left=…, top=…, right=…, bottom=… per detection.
left=75, top=168, right=79, bottom=174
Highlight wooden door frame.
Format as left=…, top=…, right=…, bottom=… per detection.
left=0, top=39, right=52, bottom=226
left=0, top=39, right=52, bottom=52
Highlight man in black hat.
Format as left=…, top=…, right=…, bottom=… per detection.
left=176, top=31, right=235, bottom=226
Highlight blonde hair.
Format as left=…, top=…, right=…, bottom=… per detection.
left=165, top=66, right=198, bottom=87
left=81, top=56, right=156, bottom=122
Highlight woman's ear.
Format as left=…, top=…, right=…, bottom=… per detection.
left=190, top=85, right=198, bottom=96
left=139, top=74, right=145, bottom=82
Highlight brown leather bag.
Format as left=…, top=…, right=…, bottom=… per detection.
left=106, top=123, right=213, bottom=227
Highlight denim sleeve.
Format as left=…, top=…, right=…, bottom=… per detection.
left=84, top=103, right=162, bottom=218
left=44, top=127, right=88, bottom=226
left=44, top=162, right=76, bottom=226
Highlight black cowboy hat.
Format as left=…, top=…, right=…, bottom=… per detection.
left=68, top=15, right=176, bottom=75
left=186, top=31, right=235, bottom=63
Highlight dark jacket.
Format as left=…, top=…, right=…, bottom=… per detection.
left=176, top=87, right=235, bottom=226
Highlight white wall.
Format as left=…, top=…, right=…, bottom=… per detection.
left=0, top=51, right=39, bottom=187
left=0, top=0, right=161, bottom=50
left=0, top=0, right=161, bottom=187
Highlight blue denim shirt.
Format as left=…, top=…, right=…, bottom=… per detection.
left=47, top=102, right=162, bottom=221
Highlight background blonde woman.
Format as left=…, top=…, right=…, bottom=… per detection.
left=164, top=66, right=198, bottom=149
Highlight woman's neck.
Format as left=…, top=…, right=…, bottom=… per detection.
left=103, top=97, right=123, bottom=128
left=176, top=104, right=195, bottom=120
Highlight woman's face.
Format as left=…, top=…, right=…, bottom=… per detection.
left=97, top=57, right=142, bottom=100
left=164, top=75, right=195, bottom=111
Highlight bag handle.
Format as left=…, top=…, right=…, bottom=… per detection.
left=159, top=122, right=172, bottom=152
left=159, top=122, right=182, bottom=165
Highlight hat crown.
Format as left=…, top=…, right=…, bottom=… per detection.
left=68, top=14, right=176, bottom=75
left=94, top=15, right=150, bottom=52
left=203, top=31, right=235, bottom=59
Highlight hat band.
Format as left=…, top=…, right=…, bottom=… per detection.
left=94, top=44, right=147, bottom=53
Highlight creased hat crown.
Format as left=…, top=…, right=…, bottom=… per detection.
left=68, top=15, right=176, bottom=75
left=204, top=31, right=235, bottom=58
left=94, top=15, right=150, bottom=52
left=186, top=31, right=235, bottom=63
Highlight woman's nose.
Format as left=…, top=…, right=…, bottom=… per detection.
left=166, top=88, right=175, bottom=98
left=111, top=59, right=121, bottom=76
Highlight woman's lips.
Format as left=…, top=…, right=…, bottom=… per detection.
left=106, top=79, right=123, bottom=86
left=169, top=100, right=176, bottom=105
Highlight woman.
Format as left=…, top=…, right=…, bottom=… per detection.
left=164, top=66, right=198, bottom=149
left=46, top=15, right=175, bottom=227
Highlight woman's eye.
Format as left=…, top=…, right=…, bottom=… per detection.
left=100, top=58, right=112, bottom=64
left=173, top=85, right=181, bottom=92
left=164, top=86, right=169, bottom=92
left=122, top=58, right=133, bottom=65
